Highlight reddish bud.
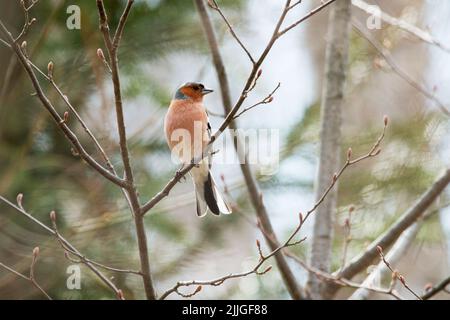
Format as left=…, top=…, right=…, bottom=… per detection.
left=299, top=212, right=304, bottom=224
left=117, top=289, right=124, bottom=300
left=344, top=218, right=350, bottom=227
left=63, top=111, right=69, bottom=123
left=207, top=0, right=217, bottom=9
left=97, top=48, right=105, bottom=61
left=347, top=147, right=352, bottom=160
left=376, top=245, right=383, bottom=255
left=349, top=205, right=355, bottom=213
left=374, top=149, right=382, bottom=156
left=424, top=283, right=433, bottom=292
left=256, top=239, right=261, bottom=248
left=30, top=18, right=37, bottom=25
left=194, top=285, right=202, bottom=294
left=263, top=265, right=272, bottom=273
left=267, top=96, right=274, bottom=103
left=332, top=173, right=338, bottom=182
left=21, top=41, right=27, bottom=50
left=399, top=275, right=406, bottom=285
left=383, top=115, right=389, bottom=126
left=257, top=69, right=262, bottom=77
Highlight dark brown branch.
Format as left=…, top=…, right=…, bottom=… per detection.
left=96, top=0, right=157, bottom=300
left=422, top=276, right=450, bottom=300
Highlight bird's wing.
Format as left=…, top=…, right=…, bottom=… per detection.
left=205, top=110, right=212, bottom=140
left=205, top=109, right=213, bottom=170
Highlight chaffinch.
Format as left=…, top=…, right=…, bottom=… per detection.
left=164, top=82, right=232, bottom=217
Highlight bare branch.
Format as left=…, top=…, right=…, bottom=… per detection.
left=14, top=0, right=39, bottom=43
left=0, top=20, right=127, bottom=188
left=0, top=247, right=52, bottom=300
left=352, top=0, right=450, bottom=54
left=349, top=209, right=432, bottom=300
left=278, top=0, right=338, bottom=38
left=24, top=58, right=134, bottom=212
left=96, top=0, right=157, bottom=300
left=353, top=20, right=450, bottom=117
left=376, top=246, right=422, bottom=300
left=422, top=276, right=450, bottom=300
left=0, top=195, right=123, bottom=299
left=284, top=251, right=405, bottom=300
left=49, top=211, right=142, bottom=276
left=233, top=82, right=280, bottom=119
left=206, top=0, right=255, bottom=64
left=325, top=167, right=450, bottom=298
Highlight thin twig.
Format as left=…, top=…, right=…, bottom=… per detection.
left=422, top=276, right=450, bottom=300
left=0, top=20, right=127, bottom=188
left=14, top=0, right=39, bottom=42
left=277, top=0, right=337, bottom=37
left=0, top=195, right=123, bottom=299
left=353, top=20, right=450, bottom=117
left=233, top=82, right=280, bottom=119
left=49, top=211, right=142, bottom=276
left=352, top=0, right=450, bottom=54
left=376, top=246, right=422, bottom=300
left=207, top=0, right=255, bottom=64
left=0, top=248, right=52, bottom=300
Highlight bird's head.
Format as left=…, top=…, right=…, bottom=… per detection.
left=173, top=82, right=213, bottom=102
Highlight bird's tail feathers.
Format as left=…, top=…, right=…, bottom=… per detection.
left=193, top=168, right=232, bottom=217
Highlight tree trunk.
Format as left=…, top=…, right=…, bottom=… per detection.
left=307, top=0, right=351, bottom=299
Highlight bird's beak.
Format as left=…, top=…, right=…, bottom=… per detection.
left=201, top=87, right=214, bottom=95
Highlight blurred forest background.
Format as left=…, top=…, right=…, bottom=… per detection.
left=0, top=0, right=449, bottom=299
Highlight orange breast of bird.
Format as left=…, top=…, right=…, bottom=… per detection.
left=164, top=99, right=209, bottom=163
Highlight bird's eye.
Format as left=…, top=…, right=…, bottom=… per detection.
left=192, top=85, right=200, bottom=91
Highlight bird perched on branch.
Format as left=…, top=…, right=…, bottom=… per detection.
left=164, top=82, right=232, bottom=217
